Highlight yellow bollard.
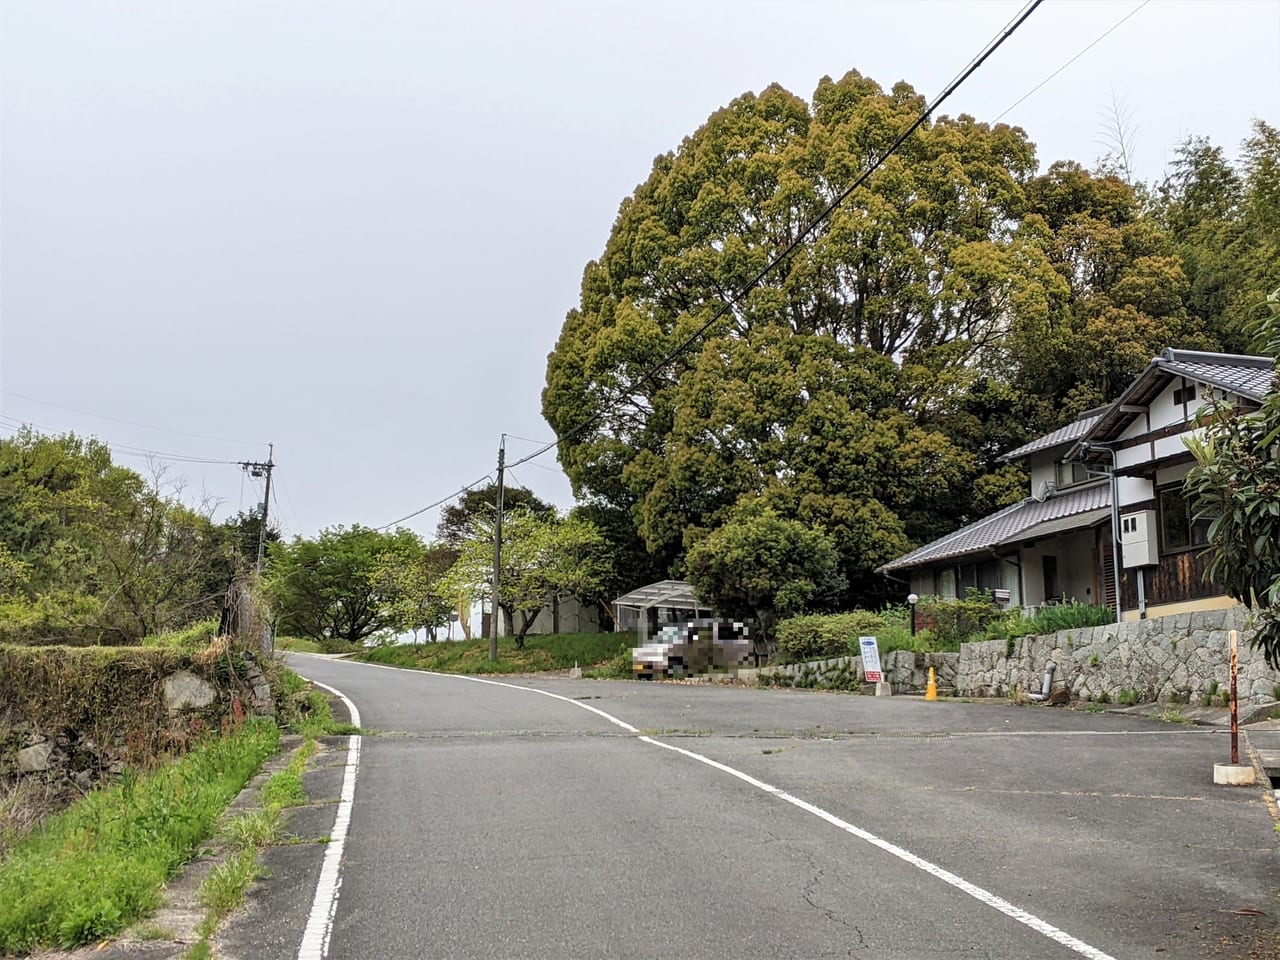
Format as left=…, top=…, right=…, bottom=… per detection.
left=925, top=666, right=938, bottom=701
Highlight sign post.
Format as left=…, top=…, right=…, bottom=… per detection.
left=859, top=636, right=890, bottom=697
left=1212, top=628, right=1255, bottom=786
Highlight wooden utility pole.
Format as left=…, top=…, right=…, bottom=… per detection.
left=239, top=443, right=275, bottom=574
left=490, top=437, right=506, bottom=661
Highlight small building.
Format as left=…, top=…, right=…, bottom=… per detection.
left=880, top=349, right=1275, bottom=621
left=613, top=580, right=713, bottom=643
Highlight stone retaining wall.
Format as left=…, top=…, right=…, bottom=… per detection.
left=956, top=605, right=1279, bottom=704
left=744, top=606, right=1279, bottom=707
left=751, top=649, right=958, bottom=693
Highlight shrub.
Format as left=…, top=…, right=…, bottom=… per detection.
left=775, top=611, right=886, bottom=662
left=918, top=591, right=1010, bottom=648
left=875, top=625, right=938, bottom=654
left=141, top=619, right=220, bottom=651
left=1027, top=602, right=1113, bottom=633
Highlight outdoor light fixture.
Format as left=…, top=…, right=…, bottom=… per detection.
left=907, top=593, right=919, bottom=636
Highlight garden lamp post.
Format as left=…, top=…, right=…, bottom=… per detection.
left=907, top=593, right=919, bottom=636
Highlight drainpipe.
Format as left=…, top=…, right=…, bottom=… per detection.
left=1082, top=442, right=1123, bottom=625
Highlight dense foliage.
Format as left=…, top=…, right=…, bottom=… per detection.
left=0, top=430, right=271, bottom=644
left=265, top=525, right=427, bottom=647
left=544, top=64, right=1278, bottom=611
left=440, top=508, right=612, bottom=646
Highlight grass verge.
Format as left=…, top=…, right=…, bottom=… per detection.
left=275, top=635, right=321, bottom=654
left=358, top=631, right=635, bottom=675
left=0, top=718, right=280, bottom=953
left=271, top=666, right=361, bottom=737
left=186, top=713, right=327, bottom=951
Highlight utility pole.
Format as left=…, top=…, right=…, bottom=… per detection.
left=490, top=437, right=506, bottom=661
left=239, top=443, right=275, bottom=575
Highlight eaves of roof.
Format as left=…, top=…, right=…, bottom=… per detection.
left=1000, top=412, right=1104, bottom=462
left=879, top=482, right=1111, bottom=573
left=1081, top=349, right=1274, bottom=447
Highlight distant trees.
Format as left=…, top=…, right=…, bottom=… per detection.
left=441, top=508, right=611, bottom=647
left=266, top=525, right=427, bottom=647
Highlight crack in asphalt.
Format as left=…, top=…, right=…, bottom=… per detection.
left=801, top=851, right=868, bottom=949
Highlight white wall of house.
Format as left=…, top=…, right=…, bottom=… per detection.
left=1029, top=456, right=1057, bottom=494
left=1116, top=475, right=1153, bottom=507
left=1018, top=527, right=1099, bottom=608
left=520, top=595, right=602, bottom=636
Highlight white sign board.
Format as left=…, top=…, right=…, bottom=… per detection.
left=859, top=636, right=882, bottom=683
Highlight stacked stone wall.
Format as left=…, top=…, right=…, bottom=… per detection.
left=954, top=605, right=1278, bottom=704
left=744, top=606, right=1279, bottom=707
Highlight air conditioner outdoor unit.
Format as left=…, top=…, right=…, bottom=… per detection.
left=1119, top=510, right=1159, bottom=567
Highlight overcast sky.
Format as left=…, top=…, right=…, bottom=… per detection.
left=2, top=0, right=1277, bottom=543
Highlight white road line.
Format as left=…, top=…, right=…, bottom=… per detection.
left=295, top=679, right=361, bottom=960
left=291, top=660, right=1117, bottom=960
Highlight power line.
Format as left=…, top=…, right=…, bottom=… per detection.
left=505, top=433, right=555, bottom=447
left=0, top=415, right=243, bottom=465
left=374, top=474, right=494, bottom=531
left=272, top=469, right=306, bottom=538
left=0, top=388, right=263, bottom=446
left=994, top=0, right=1150, bottom=123
left=505, top=0, right=1045, bottom=477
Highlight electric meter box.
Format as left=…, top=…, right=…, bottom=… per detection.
left=1119, top=510, right=1159, bottom=568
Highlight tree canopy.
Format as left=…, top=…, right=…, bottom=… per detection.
left=440, top=509, right=611, bottom=646
left=685, top=504, right=845, bottom=637
left=0, top=429, right=232, bottom=643
left=543, top=68, right=1273, bottom=606
left=266, top=525, right=427, bottom=646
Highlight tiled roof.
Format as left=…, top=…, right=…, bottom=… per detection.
left=1158, top=352, right=1275, bottom=402
left=1082, top=349, right=1275, bottom=446
left=1000, top=413, right=1103, bottom=461
left=880, top=482, right=1111, bottom=572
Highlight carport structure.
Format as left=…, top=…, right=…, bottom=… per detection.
left=612, top=580, right=712, bottom=644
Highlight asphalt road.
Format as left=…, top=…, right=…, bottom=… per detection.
left=237, top=654, right=1278, bottom=960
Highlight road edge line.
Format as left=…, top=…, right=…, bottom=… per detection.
left=295, top=676, right=362, bottom=960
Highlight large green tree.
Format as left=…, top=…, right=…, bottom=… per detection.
left=1157, top=122, right=1280, bottom=354
left=685, top=503, right=845, bottom=638
left=543, top=69, right=1050, bottom=601
left=267, top=525, right=426, bottom=646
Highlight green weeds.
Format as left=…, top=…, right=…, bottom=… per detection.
left=0, top=719, right=279, bottom=952
left=359, top=632, right=633, bottom=675
left=196, top=850, right=262, bottom=933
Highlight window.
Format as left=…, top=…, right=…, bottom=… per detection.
left=1055, top=459, right=1089, bottom=488
left=1172, top=383, right=1197, bottom=407
left=1159, top=486, right=1211, bottom=552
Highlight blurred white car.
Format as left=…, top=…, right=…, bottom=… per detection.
left=632, top=619, right=752, bottom=679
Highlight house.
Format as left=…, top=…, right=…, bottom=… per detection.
left=880, top=349, right=1276, bottom=621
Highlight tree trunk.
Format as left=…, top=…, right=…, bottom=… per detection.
left=514, top=611, right=537, bottom=649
